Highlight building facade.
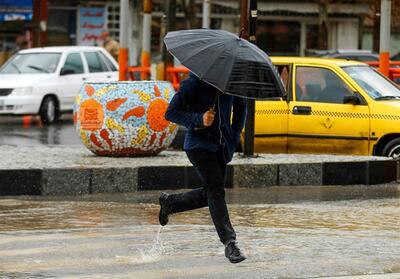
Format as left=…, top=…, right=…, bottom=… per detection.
left=1, top=0, right=399, bottom=66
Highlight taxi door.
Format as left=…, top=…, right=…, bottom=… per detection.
left=287, top=64, right=370, bottom=155
left=253, top=64, right=290, bottom=153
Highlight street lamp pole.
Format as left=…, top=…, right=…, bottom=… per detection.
left=164, top=0, right=176, bottom=78
left=379, top=0, right=391, bottom=77
left=239, top=0, right=248, bottom=39
left=119, top=0, right=129, bottom=81
left=202, top=0, right=211, bottom=28
left=33, top=0, right=48, bottom=47
left=141, top=0, right=152, bottom=80
left=243, top=0, right=257, bottom=156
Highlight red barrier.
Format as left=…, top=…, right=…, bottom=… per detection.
left=365, top=61, right=400, bottom=83
left=390, top=68, right=400, bottom=82
left=365, top=61, right=400, bottom=68
left=166, top=66, right=190, bottom=90
left=127, top=65, right=190, bottom=90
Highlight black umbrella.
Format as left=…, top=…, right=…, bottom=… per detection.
left=164, top=29, right=285, bottom=99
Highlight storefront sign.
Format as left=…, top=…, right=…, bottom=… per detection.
left=78, top=7, right=106, bottom=46
left=0, top=0, right=33, bottom=21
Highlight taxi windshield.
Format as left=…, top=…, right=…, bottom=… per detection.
left=343, top=66, right=400, bottom=100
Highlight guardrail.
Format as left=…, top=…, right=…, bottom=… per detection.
left=365, top=61, right=400, bottom=83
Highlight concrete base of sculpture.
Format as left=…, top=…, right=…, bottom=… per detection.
left=73, top=81, right=178, bottom=157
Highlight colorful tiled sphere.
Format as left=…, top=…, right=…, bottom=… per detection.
left=73, top=81, right=178, bottom=156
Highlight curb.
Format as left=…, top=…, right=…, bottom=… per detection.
left=319, top=273, right=400, bottom=279
left=0, top=160, right=397, bottom=196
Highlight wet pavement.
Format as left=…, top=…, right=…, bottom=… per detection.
left=0, top=115, right=80, bottom=146
left=0, top=114, right=185, bottom=149
left=0, top=186, right=399, bottom=278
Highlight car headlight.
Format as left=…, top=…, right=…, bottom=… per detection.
left=12, top=87, right=33, bottom=96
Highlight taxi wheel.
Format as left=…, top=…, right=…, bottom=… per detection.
left=382, top=138, right=400, bottom=158
left=39, top=96, right=59, bottom=125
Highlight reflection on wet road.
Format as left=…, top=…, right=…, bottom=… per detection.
left=0, top=115, right=80, bottom=146
left=0, top=187, right=399, bottom=278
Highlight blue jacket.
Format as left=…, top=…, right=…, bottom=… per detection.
left=165, top=73, right=247, bottom=163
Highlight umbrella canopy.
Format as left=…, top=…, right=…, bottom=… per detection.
left=164, top=29, right=285, bottom=99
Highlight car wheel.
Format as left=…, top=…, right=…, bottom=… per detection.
left=382, top=138, right=400, bottom=158
left=39, top=96, right=58, bottom=124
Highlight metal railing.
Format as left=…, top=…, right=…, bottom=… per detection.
left=365, top=61, right=400, bottom=83
left=127, top=65, right=189, bottom=90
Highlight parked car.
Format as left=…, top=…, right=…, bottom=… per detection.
left=318, top=49, right=379, bottom=62
left=392, top=52, right=400, bottom=61
left=0, top=46, right=118, bottom=124
left=247, top=57, right=400, bottom=158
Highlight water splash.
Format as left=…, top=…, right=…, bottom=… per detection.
left=116, top=226, right=169, bottom=264
left=138, top=225, right=165, bottom=261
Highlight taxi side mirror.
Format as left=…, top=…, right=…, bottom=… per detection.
left=343, top=95, right=360, bottom=105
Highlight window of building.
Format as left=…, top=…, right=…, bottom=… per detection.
left=256, top=21, right=300, bottom=56
left=306, top=25, right=319, bottom=51
left=106, top=2, right=120, bottom=39
left=48, top=7, right=77, bottom=45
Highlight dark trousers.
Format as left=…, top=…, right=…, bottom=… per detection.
left=168, top=148, right=236, bottom=245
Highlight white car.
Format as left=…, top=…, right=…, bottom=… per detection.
left=0, top=46, right=119, bottom=124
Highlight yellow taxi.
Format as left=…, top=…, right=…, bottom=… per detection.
left=253, top=57, right=400, bottom=157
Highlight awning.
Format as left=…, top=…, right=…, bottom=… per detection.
left=212, top=1, right=371, bottom=15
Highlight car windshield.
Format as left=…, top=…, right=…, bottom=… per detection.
left=343, top=66, right=400, bottom=100
left=0, top=53, right=61, bottom=74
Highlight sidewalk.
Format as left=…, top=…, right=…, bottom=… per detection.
left=320, top=274, right=400, bottom=279
left=0, top=145, right=397, bottom=195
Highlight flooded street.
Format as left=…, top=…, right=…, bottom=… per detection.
left=0, top=186, right=399, bottom=278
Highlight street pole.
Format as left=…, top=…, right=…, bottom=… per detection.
left=202, top=0, right=211, bottom=28
left=119, top=0, right=129, bottom=81
left=372, top=0, right=380, bottom=53
left=379, top=0, right=391, bottom=77
left=318, top=0, right=328, bottom=50
left=141, top=0, right=152, bottom=80
left=33, top=0, right=48, bottom=47
left=164, top=0, right=176, bottom=79
left=243, top=0, right=256, bottom=156
left=248, top=0, right=257, bottom=52
left=239, top=0, right=248, bottom=40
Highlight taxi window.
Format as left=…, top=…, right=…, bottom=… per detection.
left=295, top=66, right=353, bottom=104
left=277, top=65, right=290, bottom=92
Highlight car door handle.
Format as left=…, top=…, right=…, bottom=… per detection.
left=293, top=106, right=312, bottom=115
left=82, top=77, right=87, bottom=81
left=107, top=75, right=111, bottom=78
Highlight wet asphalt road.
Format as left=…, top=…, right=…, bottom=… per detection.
left=0, top=114, right=80, bottom=146
left=0, top=187, right=399, bottom=278
left=0, top=115, right=399, bottom=278
left=0, top=114, right=185, bottom=149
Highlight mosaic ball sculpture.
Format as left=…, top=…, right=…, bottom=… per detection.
left=73, top=81, right=178, bottom=156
